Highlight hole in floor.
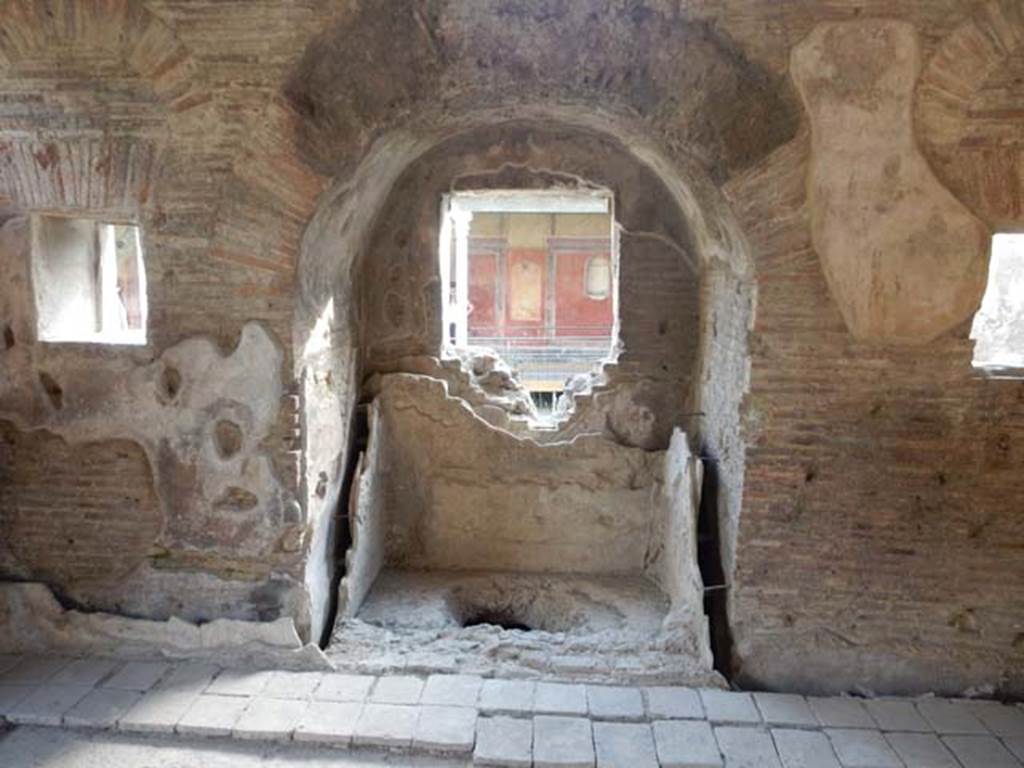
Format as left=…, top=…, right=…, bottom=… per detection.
left=460, top=609, right=533, bottom=632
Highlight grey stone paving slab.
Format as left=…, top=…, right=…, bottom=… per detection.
left=593, top=721, right=657, bottom=768
left=102, top=661, right=171, bottom=692
left=176, top=693, right=249, bottom=736
left=863, top=700, right=931, bottom=732
left=63, top=688, right=141, bottom=729
left=232, top=696, right=307, bottom=740
left=586, top=685, right=644, bottom=721
left=314, top=673, right=375, bottom=702
left=293, top=700, right=362, bottom=746
left=754, top=693, right=817, bottom=727
left=700, top=690, right=761, bottom=724
left=117, top=686, right=199, bottom=733
left=7, top=685, right=92, bottom=726
left=353, top=702, right=420, bottom=748
left=369, top=675, right=424, bottom=705
left=885, top=732, right=959, bottom=767
left=534, top=715, right=595, bottom=768
left=206, top=669, right=272, bottom=697
left=808, top=698, right=876, bottom=729
left=50, top=659, right=118, bottom=688
left=915, top=698, right=987, bottom=734
left=475, top=715, right=533, bottom=767
left=967, top=701, right=1024, bottom=738
left=0, top=685, right=33, bottom=716
left=535, top=683, right=588, bottom=716
left=0, top=726, right=404, bottom=767
left=158, top=663, right=219, bottom=694
left=421, top=674, right=483, bottom=708
left=826, top=728, right=902, bottom=768
left=479, top=679, right=535, bottom=715
left=1005, top=736, right=1024, bottom=762
left=773, top=728, right=841, bottom=768
left=645, top=687, right=703, bottom=720
left=943, top=735, right=1023, bottom=768
left=413, top=704, right=477, bottom=754
left=0, top=656, right=72, bottom=686
left=261, top=671, right=324, bottom=700
left=652, top=719, right=723, bottom=768
left=714, top=726, right=783, bottom=768
left=0, top=656, right=20, bottom=675
left=1003, top=741, right=1024, bottom=765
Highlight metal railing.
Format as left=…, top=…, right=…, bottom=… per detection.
left=467, top=332, right=614, bottom=389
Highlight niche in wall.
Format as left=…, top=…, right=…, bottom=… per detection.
left=298, top=120, right=754, bottom=683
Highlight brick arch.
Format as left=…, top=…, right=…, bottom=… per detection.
left=0, top=0, right=199, bottom=104
left=0, top=0, right=207, bottom=213
left=915, top=0, right=1024, bottom=227
left=285, top=0, right=800, bottom=182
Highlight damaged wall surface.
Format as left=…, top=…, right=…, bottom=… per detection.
left=0, top=0, right=1022, bottom=698
left=357, top=122, right=712, bottom=451
left=0, top=213, right=309, bottom=629
left=368, top=374, right=666, bottom=574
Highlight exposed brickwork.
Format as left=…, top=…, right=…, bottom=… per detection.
left=0, top=0, right=1021, bottom=691
left=915, top=0, right=1024, bottom=228
left=0, top=420, right=161, bottom=594
left=725, top=131, right=1024, bottom=696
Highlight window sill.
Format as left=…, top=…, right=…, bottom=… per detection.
left=38, top=333, right=148, bottom=347
left=972, top=364, right=1024, bottom=380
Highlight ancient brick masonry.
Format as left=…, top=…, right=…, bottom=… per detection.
left=0, top=0, right=1021, bottom=699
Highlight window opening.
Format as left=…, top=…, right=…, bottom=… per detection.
left=440, top=191, right=617, bottom=418
left=971, top=233, right=1024, bottom=373
left=31, top=214, right=147, bottom=345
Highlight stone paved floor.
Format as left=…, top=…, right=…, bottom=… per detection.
left=1, top=654, right=1022, bottom=767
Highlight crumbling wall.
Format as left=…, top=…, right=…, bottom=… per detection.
left=0, top=211, right=307, bottom=626
left=370, top=373, right=665, bottom=574
left=646, top=430, right=707, bottom=640
left=357, top=122, right=707, bottom=451
left=0, top=1, right=329, bottom=641
left=336, top=401, right=387, bottom=620
left=1, top=0, right=1022, bottom=698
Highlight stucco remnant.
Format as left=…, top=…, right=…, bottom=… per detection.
left=791, top=20, right=990, bottom=344
left=0, top=265, right=308, bottom=631
left=371, top=374, right=664, bottom=574
left=0, top=582, right=330, bottom=671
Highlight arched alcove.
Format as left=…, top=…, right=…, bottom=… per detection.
left=295, top=109, right=755, bottom=679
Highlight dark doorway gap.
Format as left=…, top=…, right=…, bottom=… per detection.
left=696, top=450, right=734, bottom=681
left=318, top=402, right=370, bottom=650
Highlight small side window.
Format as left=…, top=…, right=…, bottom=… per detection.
left=971, top=233, right=1024, bottom=373
left=31, top=214, right=148, bottom=345
left=584, top=255, right=611, bottom=300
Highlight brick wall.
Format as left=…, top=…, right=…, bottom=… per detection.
left=726, top=132, right=1024, bottom=696
left=0, top=1, right=1020, bottom=691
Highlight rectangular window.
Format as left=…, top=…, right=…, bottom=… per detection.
left=31, top=214, right=148, bottom=345
left=971, top=233, right=1024, bottom=373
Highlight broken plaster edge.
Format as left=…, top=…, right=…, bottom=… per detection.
left=371, top=371, right=649, bottom=452
left=0, top=581, right=332, bottom=671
